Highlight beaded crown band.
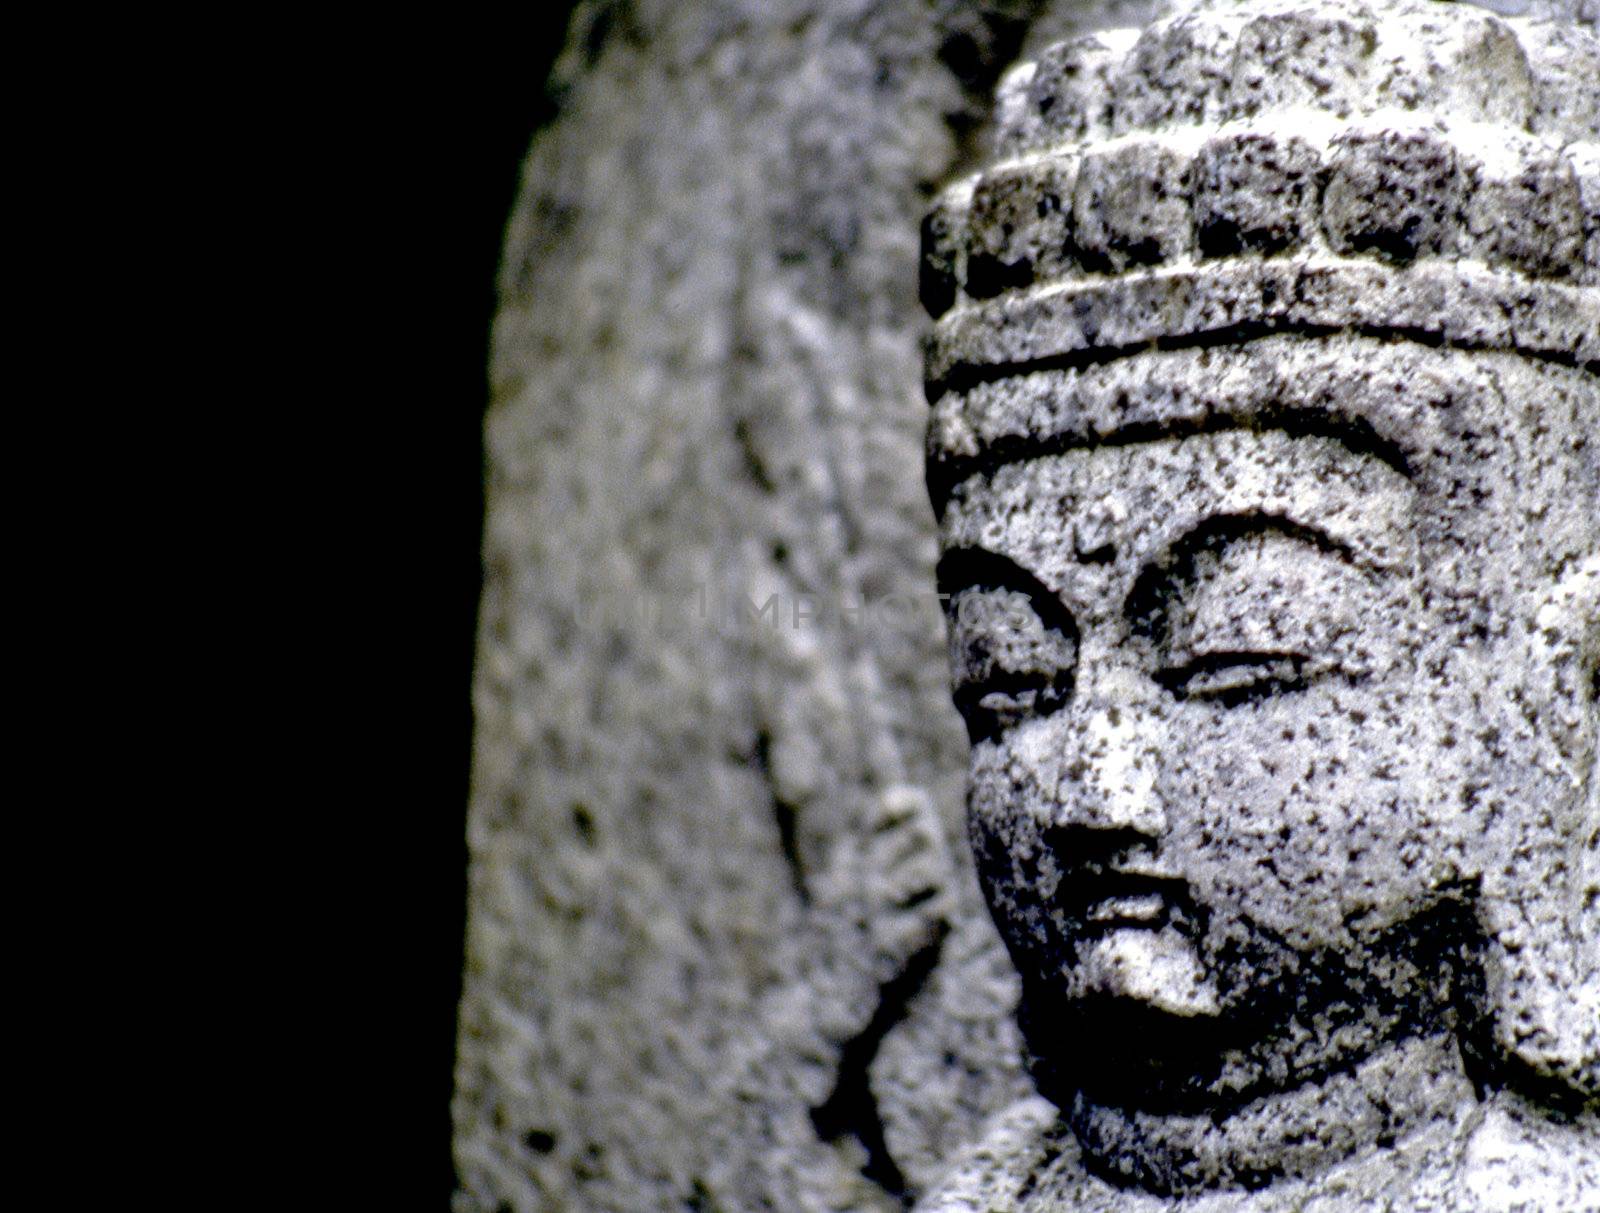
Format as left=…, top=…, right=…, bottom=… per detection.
left=921, top=0, right=1600, bottom=422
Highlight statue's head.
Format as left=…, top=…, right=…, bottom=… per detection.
left=921, top=0, right=1598, bottom=1154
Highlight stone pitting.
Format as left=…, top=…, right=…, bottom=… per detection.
left=921, top=1, right=1600, bottom=1208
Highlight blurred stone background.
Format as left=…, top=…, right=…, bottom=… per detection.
left=440, top=3, right=1220, bottom=1210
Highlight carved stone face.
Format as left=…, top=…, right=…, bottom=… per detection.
left=937, top=337, right=1598, bottom=1110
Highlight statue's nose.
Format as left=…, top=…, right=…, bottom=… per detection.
left=1050, top=661, right=1168, bottom=840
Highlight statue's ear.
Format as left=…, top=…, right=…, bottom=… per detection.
left=1476, top=555, right=1599, bottom=1107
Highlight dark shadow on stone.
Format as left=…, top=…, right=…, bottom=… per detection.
left=811, top=922, right=951, bottom=1204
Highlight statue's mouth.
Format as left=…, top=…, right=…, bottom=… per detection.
left=1060, top=868, right=1190, bottom=936
left=1085, top=891, right=1166, bottom=927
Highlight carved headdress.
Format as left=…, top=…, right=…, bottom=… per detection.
left=923, top=0, right=1597, bottom=488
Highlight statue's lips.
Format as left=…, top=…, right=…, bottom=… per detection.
left=1087, top=892, right=1165, bottom=926
left=1059, top=869, right=1187, bottom=934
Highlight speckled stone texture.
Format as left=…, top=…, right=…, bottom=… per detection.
left=921, top=0, right=1598, bottom=1208
left=455, top=2, right=1165, bottom=1209
left=459, top=0, right=1597, bottom=1209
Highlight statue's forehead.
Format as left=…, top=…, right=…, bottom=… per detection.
left=941, top=429, right=1413, bottom=604
left=932, top=337, right=1456, bottom=489
left=929, top=339, right=1598, bottom=525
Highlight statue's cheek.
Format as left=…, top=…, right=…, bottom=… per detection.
left=1156, top=684, right=1448, bottom=949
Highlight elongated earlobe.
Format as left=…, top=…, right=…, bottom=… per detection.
left=1478, top=556, right=1600, bottom=1106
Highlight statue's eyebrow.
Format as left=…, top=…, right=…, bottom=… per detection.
left=1103, top=412, right=1410, bottom=479
left=936, top=545, right=1078, bottom=638
left=929, top=410, right=1413, bottom=517
left=1123, top=513, right=1368, bottom=639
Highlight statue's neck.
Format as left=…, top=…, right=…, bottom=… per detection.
left=1067, top=1030, right=1477, bottom=1194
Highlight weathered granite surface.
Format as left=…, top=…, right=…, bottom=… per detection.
left=922, top=0, right=1597, bottom=1207
left=455, top=4, right=1131, bottom=1209
left=456, top=0, right=1598, bottom=1209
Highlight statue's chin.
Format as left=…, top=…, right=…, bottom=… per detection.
left=1076, top=928, right=1223, bottom=1019
left=1020, top=930, right=1240, bottom=1116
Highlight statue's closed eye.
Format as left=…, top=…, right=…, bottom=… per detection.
left=947, top=585, right=1078, bottom=743
left=1133, top=518, right=1376, bottom=709
left=939, top=548, right=1079, bottom=743
left=1157, top=651, right=1310, bottom=706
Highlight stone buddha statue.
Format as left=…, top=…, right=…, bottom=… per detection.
left=917, top=0, right=1598, bottom=1207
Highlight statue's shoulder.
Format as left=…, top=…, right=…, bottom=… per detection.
left=915, top=1094, right=1600, bottom=1212
left=914, top=1096, right=1123, bottom=1213
left=1433, top=1095, right=1600, bottom=1213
